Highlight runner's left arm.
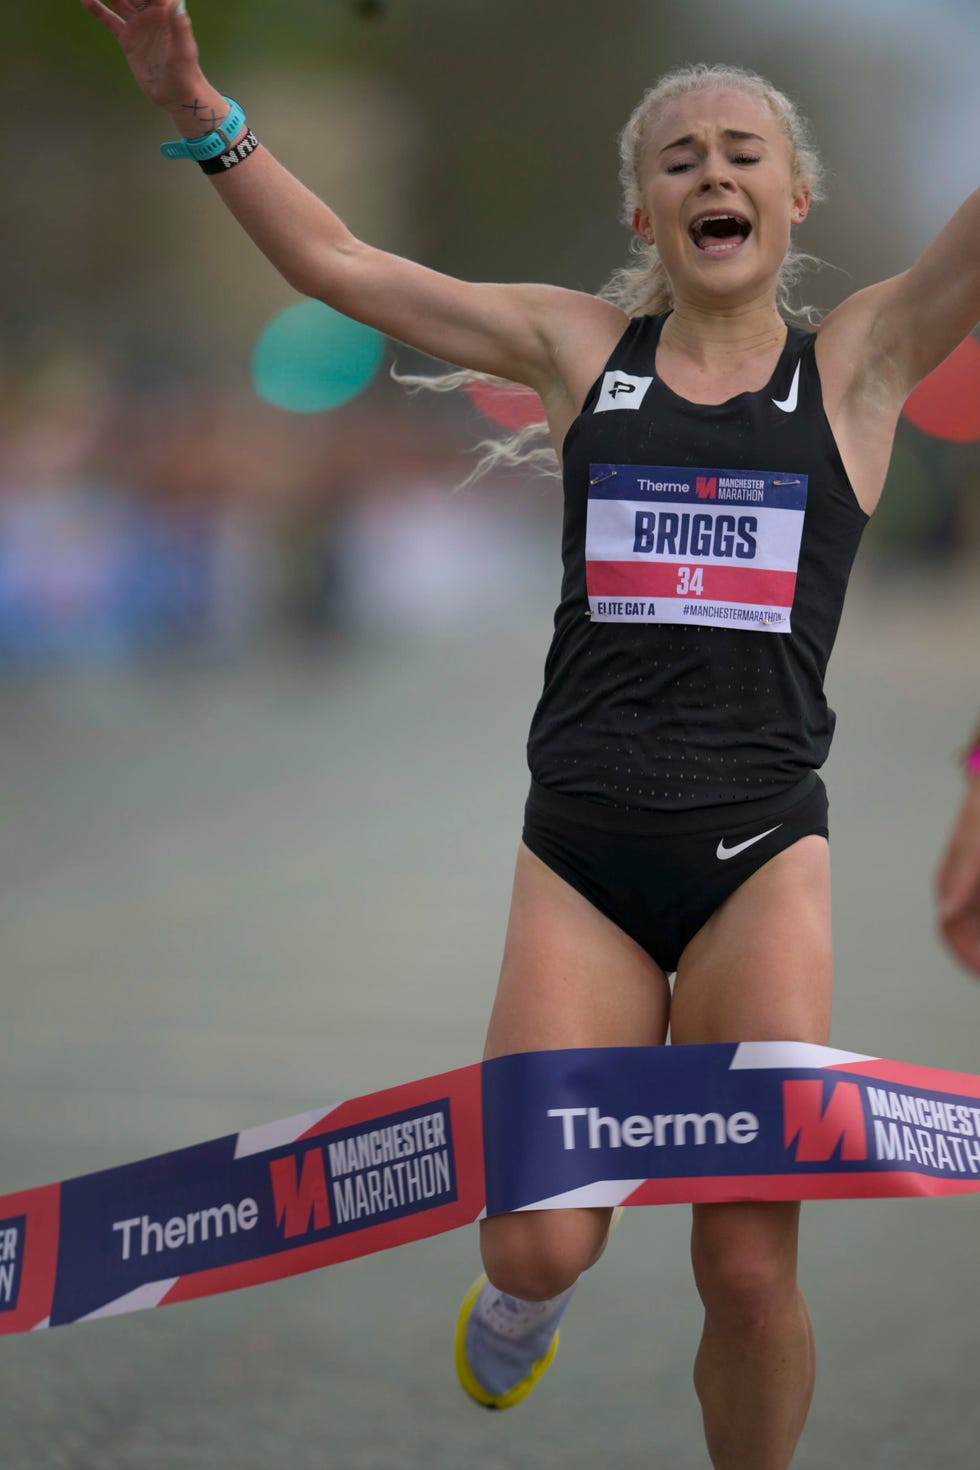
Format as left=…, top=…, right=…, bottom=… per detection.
left=859, top=187, right=980, bottom=396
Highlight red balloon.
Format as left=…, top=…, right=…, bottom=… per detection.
left=465, top=380, right=546, bottom=432
left=902, top=335, right=980, bottom=443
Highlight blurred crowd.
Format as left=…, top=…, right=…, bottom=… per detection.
left=2, top=3, right=976, bottom=675
left=0, top=347, right=975, bottom=672
left=0, top=350, right=558, bottom=670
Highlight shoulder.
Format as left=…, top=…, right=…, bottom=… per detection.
left=527, top=288, right=631, bottom=415
left=530, top=286, right=629, bottom=364
left=812, top=278, right=910, bottom=419
left=509, top=282, right=627, bottom=343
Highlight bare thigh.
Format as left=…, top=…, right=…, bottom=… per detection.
left=480, top=842, right=670, bottom=1292
left=670, top=835, right=833, bottom=1288
left=670, top=833, right=832, bottom=1046
left=484, top=842, right=671, bottom=1060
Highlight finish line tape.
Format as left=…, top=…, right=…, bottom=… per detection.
left=2, top=1041, right=979, bottom=1334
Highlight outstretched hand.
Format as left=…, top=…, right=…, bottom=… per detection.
left=936, top=778, right=980, bottom=977
left=79, top=0, right=201, bottom=112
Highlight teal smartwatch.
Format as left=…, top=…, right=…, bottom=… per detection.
left=160, top=98, right=247, bottom=162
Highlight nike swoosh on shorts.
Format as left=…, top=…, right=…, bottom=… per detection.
left=716, top=824, right=783, bottom=861
left=772, top=361, right=801, bottom=413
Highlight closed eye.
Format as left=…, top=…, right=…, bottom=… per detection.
left=666, top=153, right=761, bottom=175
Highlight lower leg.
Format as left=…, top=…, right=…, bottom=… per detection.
left=668, top=841, right=833, bottom=1467
left=694, top=1285, right=816, bottom=1470
left=457, top=1207, right=618, bottom=1408
left=691, top=1203, right=814, bottom=1470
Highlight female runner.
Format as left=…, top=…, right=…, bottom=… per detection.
left=82, top=3, right=979, bottom=1465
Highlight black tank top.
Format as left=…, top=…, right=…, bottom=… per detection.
left=526, top=312, right=869, bottom=810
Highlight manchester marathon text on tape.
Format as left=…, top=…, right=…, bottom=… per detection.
left=2, top=1042, right=979, bottom=1334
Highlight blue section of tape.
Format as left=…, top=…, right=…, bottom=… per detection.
left=4, top=1044, right=980, bottom=1334
left=482, top=1047, right=980, bottom=1214
left=53, top=1098, right=456, bottom=1326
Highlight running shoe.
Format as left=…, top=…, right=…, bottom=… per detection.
left=454, top=1208, right=623, bottom=1410
left=454, top=1274, right=572, bottom=1410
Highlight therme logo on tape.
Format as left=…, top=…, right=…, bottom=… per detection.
left=7, top=1046, right=980, bottom=1336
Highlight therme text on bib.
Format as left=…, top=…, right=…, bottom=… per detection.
left=586, top=464, right=808, bottom=632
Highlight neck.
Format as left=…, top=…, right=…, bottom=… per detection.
left=661, top=297, right=786, bottom=367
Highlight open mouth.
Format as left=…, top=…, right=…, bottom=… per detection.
left=689, top=213, right=753, bottom=254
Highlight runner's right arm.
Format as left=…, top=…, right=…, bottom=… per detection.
left=936, top=722, right=980, bottom=978
left=79, top=0, right=624, bottom=401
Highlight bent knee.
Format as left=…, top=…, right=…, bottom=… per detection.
left=480, top=1209, right=609, bottom=1301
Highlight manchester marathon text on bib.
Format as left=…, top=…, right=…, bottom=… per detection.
left=586, top=464, right=808, bottom=632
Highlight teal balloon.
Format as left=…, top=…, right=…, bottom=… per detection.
left=252, top=301, right=385, bottom=412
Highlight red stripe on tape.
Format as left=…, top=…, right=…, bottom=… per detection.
left=0, top=1183, right=61, bottom=1336
left=164, top=1064, right=486, bottom=1310
left=621, top=1171, right=980, bottom=1207
left=160, top=1195, right=480, bottom=1309
left=828, top=1057, right=980, bottom=1100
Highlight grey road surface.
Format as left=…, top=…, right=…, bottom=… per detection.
left=1, top=568, right=978, bottom=1469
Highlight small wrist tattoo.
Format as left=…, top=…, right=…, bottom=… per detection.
left=183, top=99, right=222, bottom=130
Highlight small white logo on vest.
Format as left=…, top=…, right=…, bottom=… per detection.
left=595, top=371, right=654, bottom=414
left=772, top=362, right=801, bottom=413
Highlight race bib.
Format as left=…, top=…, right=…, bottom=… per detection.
left=586, top=464, right=808, bottom=632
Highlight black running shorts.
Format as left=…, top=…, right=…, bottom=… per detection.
left=521, top=772, right=829, bottom=974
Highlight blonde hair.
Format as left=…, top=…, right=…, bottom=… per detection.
left=398, top=63, right=828, bottom=483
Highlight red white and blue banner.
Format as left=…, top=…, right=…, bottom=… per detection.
left=586, top=463, right=807, bottom=631
left=2, top=1042, right=978, bottom=1335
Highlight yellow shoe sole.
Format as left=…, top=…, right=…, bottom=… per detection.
left=454, top=1275, right=560, bottom=1411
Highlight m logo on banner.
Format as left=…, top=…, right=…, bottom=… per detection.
left=269, top=1149, right=331, bottom=1239
left=783, top=1081, right=868, bottom=1162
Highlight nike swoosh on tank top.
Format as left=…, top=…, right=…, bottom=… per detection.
left=526, top=311, right=869, bottom=811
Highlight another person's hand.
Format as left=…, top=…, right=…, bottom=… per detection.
left=79, top=0, right=201, bottom=112
left=936, top=770, right=980, bottom=976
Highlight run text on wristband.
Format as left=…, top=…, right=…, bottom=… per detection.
left=199, top=131, right=261, bottom=176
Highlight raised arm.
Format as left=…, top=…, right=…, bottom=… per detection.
left=79, top=0, right=623, bottom=399
left=820, top=187, right=980, bottom=407
left=869, top=188, right=980, bottom=391
left=936, top=722, right=980, bottom=978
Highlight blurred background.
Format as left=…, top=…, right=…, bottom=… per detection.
left=1, top=1, right=978, bottom=1466
left=1, top=0, right=978, bottom=667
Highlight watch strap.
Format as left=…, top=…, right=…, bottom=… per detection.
left=160, top=98, right=247, bottom=162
